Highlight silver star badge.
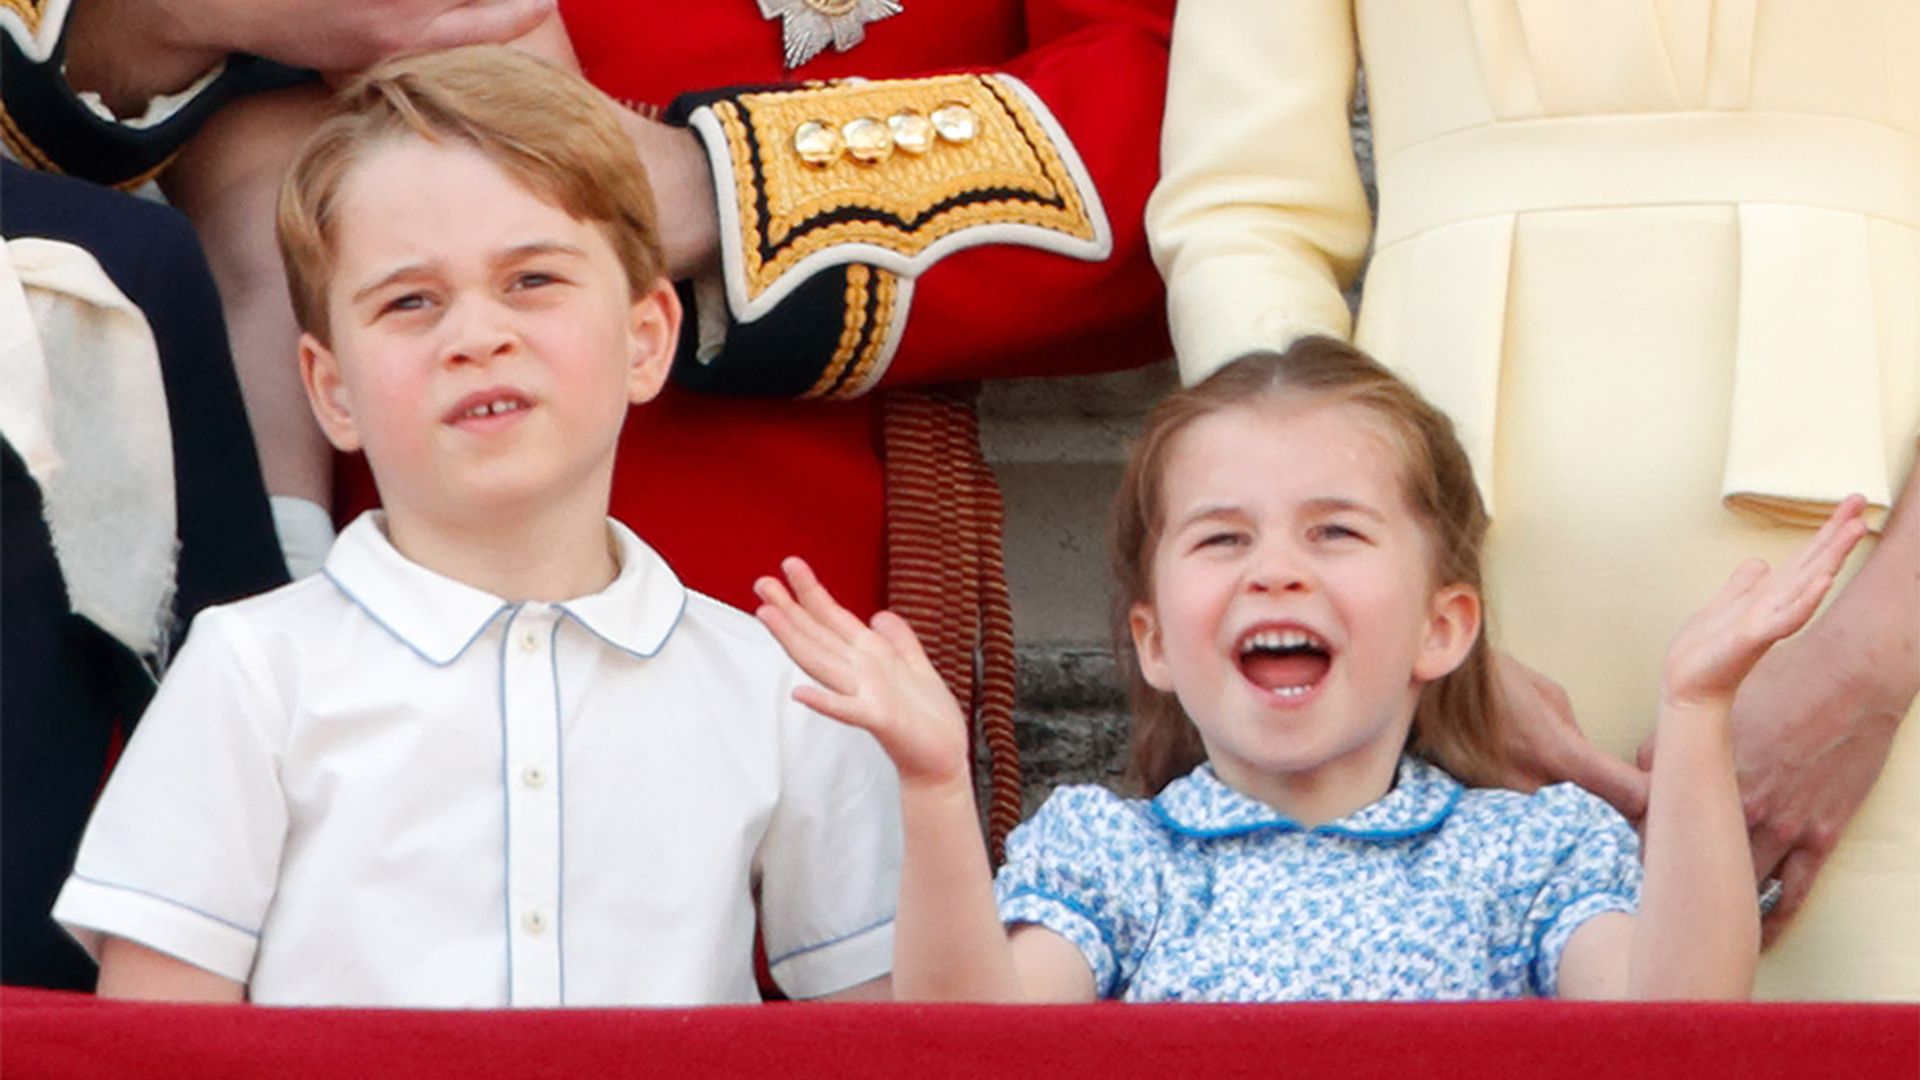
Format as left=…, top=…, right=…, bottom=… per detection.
left=759, top=0, right=903, bottom=70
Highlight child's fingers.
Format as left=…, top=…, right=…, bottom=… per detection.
left=791, top=682, right=879, bottom=733
left=755, top=602, right=855, bottom=692
left=869, top=610, right=940, bottom=678
left=781, top=557, right=871, bottom=642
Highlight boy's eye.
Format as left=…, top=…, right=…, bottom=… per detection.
left=380, top=292, right=431, bottom=316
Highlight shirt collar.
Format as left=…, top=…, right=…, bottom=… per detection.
left=322, top=512, right=686, bottom=666
left=1151, top=756, right=1461, bottom=841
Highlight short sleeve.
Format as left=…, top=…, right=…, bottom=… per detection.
left=50, top=607, right=291, bottom=983
left=1515, top=784, right=1642, bottom=997
left=755, top=664, right=902, bottom=998
left=993, top=786, right=1165, bottom=998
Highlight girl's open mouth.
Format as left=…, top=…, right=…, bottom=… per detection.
left=1236, top=627, right=1332, bottom=700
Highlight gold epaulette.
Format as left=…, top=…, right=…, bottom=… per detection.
left=687, top=73, right=1112, bottom=335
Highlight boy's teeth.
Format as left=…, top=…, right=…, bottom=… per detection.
left=463, top=399, right=524, bottom=419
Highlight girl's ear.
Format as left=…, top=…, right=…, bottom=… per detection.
left=1413, top=583, right=1481, bottom=683
left=625, top=280, right=682, bottom=405
left=299, top=333, right=363, bottom=452
left=1129, top=601, right=1176, bottom=692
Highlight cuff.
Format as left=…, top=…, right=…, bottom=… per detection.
left=999, top=887, right=1117, bottom=998
left=768, top=915, right=894, bottom=999
left=52, top=873, right=260, bottom=984
left=668, top=73, right=1110, bottom=398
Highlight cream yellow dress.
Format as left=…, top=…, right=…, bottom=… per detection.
left=1148, top=0, right=1919, bottom=1000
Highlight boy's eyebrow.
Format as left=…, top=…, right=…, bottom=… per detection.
left=347, top=242, right=592, bottom=305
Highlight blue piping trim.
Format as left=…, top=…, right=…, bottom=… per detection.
left=497, top=621, right=516, bottom=1003
left=998, top=886, right=1120, bottom=998
left=68, top=873, right=262, bottom=937
left=1148, top=777, right=1460, bottom=841
left=766, top=913, right=895, bottom=968
left=549, top=618, right=567, bottom=1006
left=323, top=569, right=511, bottom=667
left=555, top=587, right=686, bottom=660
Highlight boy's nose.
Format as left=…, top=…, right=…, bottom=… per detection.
left=440, top=300, right=516, bottom=366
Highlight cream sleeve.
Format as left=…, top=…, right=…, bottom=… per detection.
left=1146, top=0, right=1372, bottom=385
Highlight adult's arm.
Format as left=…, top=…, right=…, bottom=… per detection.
left=1716, top=463, right=1918, bottom=942
left=646, top=1, right=1176, bottom=397
left=1, top=0, right=549, bottom=187
left=1146, top=0, right=1371, bottom=384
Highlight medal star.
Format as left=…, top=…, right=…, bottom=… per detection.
left=759, top=0, right=903, bottom=69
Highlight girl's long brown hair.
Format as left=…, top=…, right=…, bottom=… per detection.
left=1113, top=337, right=1508, bottom=795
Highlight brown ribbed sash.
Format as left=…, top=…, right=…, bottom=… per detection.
left=880, top=388, right=1022, bottom=864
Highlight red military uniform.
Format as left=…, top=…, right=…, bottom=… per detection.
left=549, top=0, right=1174, bottom=619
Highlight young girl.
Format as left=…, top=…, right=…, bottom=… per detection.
left=755, top=338, right=1868, bottom=1002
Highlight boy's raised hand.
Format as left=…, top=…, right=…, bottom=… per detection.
left=1662, top=496, right=1871, bottom=710
left=756, top=558, right=970, bottom=789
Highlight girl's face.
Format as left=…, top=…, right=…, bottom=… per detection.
left=1129, top=399, right=1480, bottom=823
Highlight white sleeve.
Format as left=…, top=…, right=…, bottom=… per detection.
left=753, top=664, right=902, bottom=998
left=51, top=606, right=290, bottom=984
left=1145, top=0, right=1373, bottom=384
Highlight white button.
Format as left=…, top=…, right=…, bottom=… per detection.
left=521, top=764, right=548, bottom=789
left=522, top=909, right=547, bottom=935
left=518, top=628, right=540, bottom=653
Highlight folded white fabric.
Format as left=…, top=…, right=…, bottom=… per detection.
left=0, top=237, right=177, bottom=670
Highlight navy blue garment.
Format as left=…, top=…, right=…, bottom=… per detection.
left=2, top=161, right=288, bottom=989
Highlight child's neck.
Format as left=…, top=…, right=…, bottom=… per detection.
left=382, top=501, right=620, bottom=603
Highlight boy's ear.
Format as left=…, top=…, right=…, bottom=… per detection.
left=299, top=333, right=363, bottom=453
left=1413, top=583, right=1482, bottom=683
left=624, top=280, right=682, bottom=406
left=1129, top=601, right=1176, bottom=692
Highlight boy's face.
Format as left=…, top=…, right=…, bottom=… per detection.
left=299, top=136, right=677, bottom=531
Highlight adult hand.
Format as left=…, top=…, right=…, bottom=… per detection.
left=1490, top=650, right=1651, bottom=821
left=65, top=0, right=554, bottom=115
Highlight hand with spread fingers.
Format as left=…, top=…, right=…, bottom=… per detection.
left=1659, top=497, right=1870, bottom=713
left=755, top=557, right=970, bottom=791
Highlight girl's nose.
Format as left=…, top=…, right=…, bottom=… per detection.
left=1246, top=545, right=1310, bottom=594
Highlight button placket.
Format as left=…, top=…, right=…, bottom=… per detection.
left=501, top=604, right=563, bottom=1005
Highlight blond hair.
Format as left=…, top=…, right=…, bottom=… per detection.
left=276, top=45, right=663, bottom=342
left=1112, top=337, right=1508, bottom=795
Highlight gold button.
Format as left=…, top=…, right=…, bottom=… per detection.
left=840, top=116, right=893, bottom=164
left=930, top=102, right=978, bottom=145
left=793, top=119, right=844, bottom=167
left=887, top=110, right=934, bottom=155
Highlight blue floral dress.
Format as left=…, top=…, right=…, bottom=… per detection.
left=994, top=756, right=1640, bottom=1001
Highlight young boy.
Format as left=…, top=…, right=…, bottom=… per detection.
left=50, top=46, right=900, bottom=1008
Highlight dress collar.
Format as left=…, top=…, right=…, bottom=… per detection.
left=1151, top=756, right=1461, bottom=841
left=322, top=512, right=686, bottom=666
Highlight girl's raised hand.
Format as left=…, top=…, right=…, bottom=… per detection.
left=1662, top=496, right=1871, bottom=710
left=755, top=557, right=971, bottom=789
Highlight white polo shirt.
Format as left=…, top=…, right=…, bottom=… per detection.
left=53, top=513, right=900, bottom=1006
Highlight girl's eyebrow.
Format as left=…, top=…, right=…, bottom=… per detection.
left=1299, top=496, right=1385, bottom=520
